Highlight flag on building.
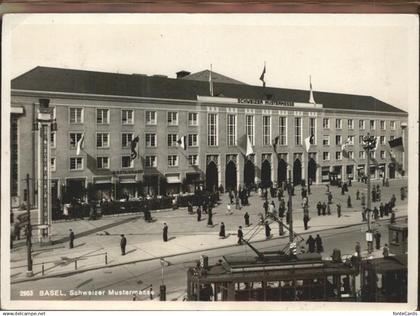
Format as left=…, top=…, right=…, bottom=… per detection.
left=130, top=135, right=140, bottom=160
left=341, top=137, right=351, bottom=158
left=259, top=62, right=266, bottom=88
left=388, top=137, right=404, bottom=152
left=374, top=136, right=380, bottom=152
left=272, top=136, right=280, bottom=152
left=209, top=64, right=214, bottom=97
left=304, top=135, right=314, bottom=152
left=177, top=135, right=187, bottom=150
left=76, top=133, right=85, bottom=156
left=309, top=75, right=316, bottom=104
left=246, top=135, right=254, bottom=157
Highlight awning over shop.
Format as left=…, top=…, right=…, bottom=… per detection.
left=94, top=177, right=112, bottom=184
left=119, top=176, right=137, bottom=184
left=166, top=173, right=181, bottom=184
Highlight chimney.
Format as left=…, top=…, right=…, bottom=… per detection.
left=176, top=70, right=191, bottom=79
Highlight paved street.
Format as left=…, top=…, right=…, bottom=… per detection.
left=10, top=178, right=408, bottom=294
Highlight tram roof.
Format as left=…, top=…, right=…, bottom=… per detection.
left=365, top=255, right=407, bottom=273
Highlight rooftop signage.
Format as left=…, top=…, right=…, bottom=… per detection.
left=238, top=98, right=294, bottom=107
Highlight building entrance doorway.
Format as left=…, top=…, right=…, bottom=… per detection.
left=244, top=159, right=255, bottom=188
left=278, top=158, right=287, bottom=185
left=261, top=160, right=271, bottom=188
left=65, top=179, right=86, bottom=202
left=293, top=159, right=302, bottom=185
left=308, top=158, right=317, bottom=183
left=225, top=160, right=237, bottom=191
left=389, top=163, right=396, bottom=179
left=206, top=161, right=218, bottom=192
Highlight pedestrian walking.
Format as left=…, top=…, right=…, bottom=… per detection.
left=315, top=235, right=323, bottom=253
left=207, top=211, right=213, bottom=226
left=244, top=212, right=250, bottom=227
left=303, top=214, right=309, bottom=230
left=219, top=222, right=226, bottom=238
left=379, top=202, right=384, bottom=218
left=265, top=221, right=271, bottom=239
left=362, top=207, right=367, bottom=222
left=337, top=203, right=342, bottom=218
left=120, top=234, right=127, bottom=255
left=197, top=206, right=202, bottom=221
left=341, top=186, right=345, bottom=195
left=390, top=211, right=396, bottom=224
left=163, top=223, right=168, bottom=242
left=355, top=241, right=361, bottom=257
left=263, top=200, right=269, bottom=216
left=374, top=231, right=381, bottom=250
left=328, top=192, right=333, bottom=204
left=327, top=203, right=331, bottom=215
left=69, top=229, right=75, bottom=249
left=361, top=193, right=366, bottom=206
left=356, top=189, right=360, bottom=200
left=347, top=195, right=352, bottom=208
left=322, top=202, right=327, bottom=216
left=383, top=244, right=389, bottom=257
left=306, top=235, right=316, bottom=253
left=390, top=194, right=396, bottom=208
left=237, top=226, right=243, bottom=245
left=187, top=201, right=193, bottom=214
left=326, top=184, right=330, bottom=193
left=316, top=201, right=322, bottom=216
left=373, top=207, right=379, bottom=220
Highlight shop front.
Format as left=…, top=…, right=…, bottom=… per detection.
left=186, top=172, right=202, bottom=193
left=321, top=166, right=330, bottom=183
left=118, top=175, right=137, bottom=199
left=378, top=164, right=386, bottom=179
left=93, top=177, right=112, bottom=201
left=357, top=165, right=365, bottom=180
left=166, top=173, right=181, bottom=195
left=346, top=165, right=354, bottom=180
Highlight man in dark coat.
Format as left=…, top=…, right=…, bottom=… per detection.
left=374, top=231, right=381, bottom=250
left=197, top=206, right=202, bottom=222
left=264, top=222, right=271, bottom=239
left=219, top=222, right=226, bottom=238
left=390, top=194, right=396, bottom=208
left=163, top=223, right=168, bottom=242
left=373, top=207, right=379, bottom=220
left=379, top=202, right=384, bottom=218
left=237, top=226, right=243, bottom=245
left=207, top=210, right=213, bottom=226
left=356, top=189, right=360, bottom=200
left=187, top=201, right=193, bottom=214
left=322, top=202, right=327, bottom=216
left=120, top=234, right=127, bottom=255
left=327, top=203, right=331, bottom=215
left=69, top=229, right=75, bottom=249
left=337, top=203, right=342, bottom=218
left=306, top=235, right=316, bottom=253
left=244, top=212, right=250, bottom=227
left=303, top=214, right=309, bottom=230
left=317, top=202, right=322, bottom=216
left=263, top=200, right=269, bottom=216
left=347, top=195, right=352, bottom=208
left=315, top=234, right=323, bottom=253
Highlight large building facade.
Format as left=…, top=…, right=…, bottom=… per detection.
left=10, top=67, right=408, bottom=206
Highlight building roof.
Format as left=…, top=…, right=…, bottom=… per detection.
left=11, top=66, right=406, bottom=113
left=181, top=69, right=246, bottom=85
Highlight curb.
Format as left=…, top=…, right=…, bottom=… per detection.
left=11, top=214, right=407, bottom=284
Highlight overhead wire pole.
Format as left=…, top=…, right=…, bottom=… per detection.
left=25, top=173, right=33, bottom=277
left=288, top=170, right=293, bottom=244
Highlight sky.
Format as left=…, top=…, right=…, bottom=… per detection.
left=4, top=14, right=418, bottom=112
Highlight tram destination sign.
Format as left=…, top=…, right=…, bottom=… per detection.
left=237, top=98, right=294, bottom=107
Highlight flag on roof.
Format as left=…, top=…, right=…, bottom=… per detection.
left=259, top=62, right=266, bottom=88
left=309, top=75, right=316, bottom=104
left=209, top=64, right=214, bottom=97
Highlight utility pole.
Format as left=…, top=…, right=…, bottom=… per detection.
left=25, top=173, right=33, bottom=277
left=288, top=170, right=293, bottom=243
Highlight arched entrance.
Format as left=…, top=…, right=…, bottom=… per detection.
left=389, top=163, right=396, bottom=179
left=278, top=158, right=287, bottom=185
left=308, top=158, right=317, bottom=183
left=244, top=159, right=255, bottom=188
left=206, top=161, right=218, bottom=192
left=261, top=160, right=272, bottom=188
left=293, top=159, right=302, bottom=185
left=225, top=160, right=237, bottom=191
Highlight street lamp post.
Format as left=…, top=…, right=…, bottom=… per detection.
left=362, top=133, right=377, bottom=254
left=25, top=173, right=33, bottom=277
left=287, top=170, right=293, bottom=244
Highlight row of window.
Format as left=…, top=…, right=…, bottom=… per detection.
left=71, top=108, right=199, bottom=126
left=322, top=150, right=388, bottom=161
left=57, top=154, right=200, bottom=171
left=70, top=108, right=399, bottom=133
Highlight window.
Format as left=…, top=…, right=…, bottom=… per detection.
left=390, top=121, right=396, bottom=130
left=121, top=109, right=134, bottom=125
left=50, top=158, right=56, bottom=172
left=295, top=117, right=302, bottom=145
left=121, top=133, right=133, bottom=148
left=348, top=151, right=354, bottom=159
left=380, top=136, right=385, bottom=145
left=96, top=133, right=110, bottom=148
left=246, top=115, right=255, bottom=145
left=96, top=109, right=109, bottom=124
left=323, top=135, right=330, bottom=146
left=336, top=119, right=342, bottom=129
left=69, top=132, right=83, bottom=148
left=370, top=120, right=376, bottom=130
left=188, top=154, right=199, bottom=166
left=309, top=117, right=316, bottom=144
left=380, top=151, right=386, bottom=159
left=69, top=108, right=83, bottom=124
left=279, top=117, right=287, bottom=145
left=323, top=152, right=330, bottom=161
left=380, top=120, right=385, bottom=130
left=263, top=116, right=271, bottom=146
left=359, top=135, right=364, bottom=145
left=227, top=114, right=237, bottom=146
left=336, top=151, right=342, bottom=160
left=168, top=112, right=178, bottom=126
left=50, top=132, right=56, bottom=148
left=359, top=120, right=365, bottom=130
left=70, top=157, right=83, bottom=170
left=370, top=151, right=376, bottom=159
left=359, top=151, right=366, bottom=159
left=335, top=135, right=342, bottom=145
left=145, top=111, right=157, bottom=125
left=146, top=133, right=157, bottom=147
left=97, top=157, right=109, bottom=169
left=188, top=134, right=198, bottom=147
left=168, top=134, right=178, bottom=147
left=121, top=156, right=133, bottom=168
left=208, top=113, right=218, bottom=146
left=168, top=155, right=178, bottom=167
left=145, top=156, right=157, bottom=167
left=322, top=118, right=330, bottom=129
left=348, top=135, right=354, bottom=145
left=348, top=119, right=354, bottom=129
left=188, top=112, right=198, bottom=126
